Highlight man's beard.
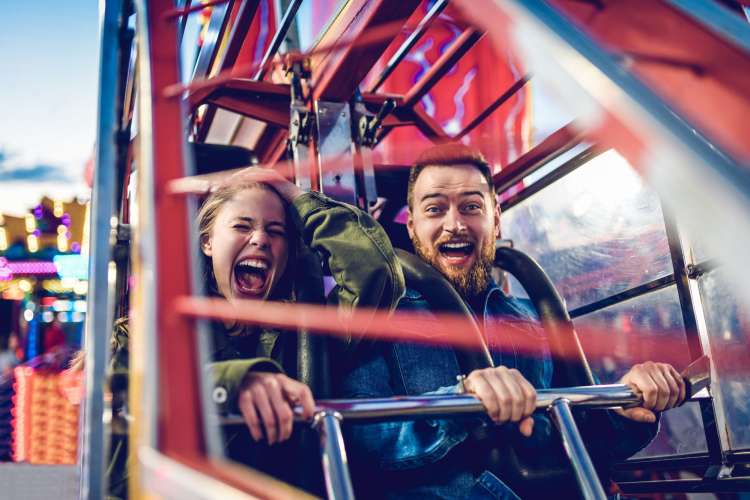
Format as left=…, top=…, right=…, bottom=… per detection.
left=412, top=234, right=495, bottom=298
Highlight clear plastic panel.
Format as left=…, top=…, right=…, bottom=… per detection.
left=697, top=268, right=750, bottom=450
left=501, top=150, right=673, bottom=312
left=632, top=402, right=708, bottom=458
left=572, top=286, right=706, bottom=458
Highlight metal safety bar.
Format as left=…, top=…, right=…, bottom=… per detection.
left=219, top=384, right=644, bottom=427
left=218, top=385, right=675, bottom=499
left=220, top=383, right=664, bottom=429
left=218, top=354, right=709, bottom=499
left=306, top=385, right=639, bottom=500
left=549, top=399, right=607, bottom=500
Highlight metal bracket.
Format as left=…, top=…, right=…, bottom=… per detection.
left=286, top=56, right=313, bottom=191
left=353, top=97, right=396, bottom=148
left=350, top=92, right=395, bottom=208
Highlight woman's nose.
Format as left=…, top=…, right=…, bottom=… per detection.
left=249, top=229, right=270, bottom=248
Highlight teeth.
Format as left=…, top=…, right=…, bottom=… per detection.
left=237, top=259, right=269, bottom=270
left=442, top=242, right=471, bottom=249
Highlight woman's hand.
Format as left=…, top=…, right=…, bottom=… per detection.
left=223, top=167, right=304, bottom=203
left=238, top=372, right=315, bottom=445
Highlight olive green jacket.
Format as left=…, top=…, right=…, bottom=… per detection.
left=208, top=191, right=404, bottom=415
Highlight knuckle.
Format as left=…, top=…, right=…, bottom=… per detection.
left=263, top=377, right=279, bottom=390
left=279, top=409, right=293, bottom=425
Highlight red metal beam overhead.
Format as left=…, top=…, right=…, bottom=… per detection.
left=402, top=28, right=483, bottom=108
left=311, top=0, right=422, bottom=102
left=195, top=0, right=262, bottom=142
left=189, top=79, right=292, bottom=127
left=492, top=123, right=581, bottom=192
left=547, top=0, right=750, bottom=163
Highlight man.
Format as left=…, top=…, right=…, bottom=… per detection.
left=339, top=143, right=684, bottom=499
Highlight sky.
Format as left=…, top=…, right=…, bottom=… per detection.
left=0, top=0, right=98, bottom=215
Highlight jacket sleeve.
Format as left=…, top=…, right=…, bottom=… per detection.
left=292, top=191, right=405, bottom=317
left=208, top=357, right=284, bottom=415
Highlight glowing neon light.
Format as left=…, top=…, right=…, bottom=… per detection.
left=5, top=261, right=57, bottom=275
left=0, top=257, right=11, bottom=280
left=53, top=255, right=87, bottom=279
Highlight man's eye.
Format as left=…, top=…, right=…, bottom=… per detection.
left=233, top=224, right=251, bottom=231
left=425, top=206, right=442, bottom=214
left=463, top=203, right=482, bottom=212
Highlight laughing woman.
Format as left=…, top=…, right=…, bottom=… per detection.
left=106, top=168, right=402, bottom=498
left=196, top=168, right=403, bottom=484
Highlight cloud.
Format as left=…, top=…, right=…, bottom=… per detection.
left=0, top=163, right=73, bottom=182
left=0, top=147, right=73, bottom=182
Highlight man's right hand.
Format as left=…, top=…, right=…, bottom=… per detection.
left=464, top=366, right=537, bottom=437
left=238, top=372, right=315, bottom=445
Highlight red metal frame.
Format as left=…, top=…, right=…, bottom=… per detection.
left=146, top=0, right=205, bottom=459
left=492, top=123, right=581, bottom=192
left=455, top=75, right=529, bottom=141
left=162, top=0, right=230, bottom=20
left=311, top=0, right=422, bottom=102
left=402, top=28, right=482, bottom=108
left=138, top=0, right=750, bottom=494
left=547, top=0, right=750, bottom=163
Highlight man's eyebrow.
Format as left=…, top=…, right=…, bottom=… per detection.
left=459, top=190, right=486, bottom=198
left=419, top=190, right=487, bottom=203
left=419, top=192, right=447, bottom=203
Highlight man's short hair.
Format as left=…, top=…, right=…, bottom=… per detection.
left=407, top=143, right=496, bottom=211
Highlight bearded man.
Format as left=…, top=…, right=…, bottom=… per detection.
left=338, top=144, right=685, bottom=499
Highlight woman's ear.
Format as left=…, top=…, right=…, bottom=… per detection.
left=201, top=236, right=212, bottom=256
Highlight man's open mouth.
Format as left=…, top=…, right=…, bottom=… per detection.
left=438, top=241, right=475, bottom=259
left=234, top=258, right=270, bottom=296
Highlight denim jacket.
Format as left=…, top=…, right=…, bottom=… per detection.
left=338, top=283, right=658, bottom=499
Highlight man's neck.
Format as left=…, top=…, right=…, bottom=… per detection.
left=464, top=287, right=491, bottom=320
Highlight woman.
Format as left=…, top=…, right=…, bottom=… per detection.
left=107, top=168, right=403, bottom=498
left=197, top=168, right=404, bottom=445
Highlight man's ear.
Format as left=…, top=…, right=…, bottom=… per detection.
left=201, top=236, right=212, bottom=257
left=406, top=210, right=415, bottom=240
left=493, top=202, right=501, bottom=239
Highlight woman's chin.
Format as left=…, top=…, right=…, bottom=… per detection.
left=231, top=287, right=267, bottom=301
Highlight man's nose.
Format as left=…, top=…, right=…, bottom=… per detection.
left=443, top=207, right=467, bottom=233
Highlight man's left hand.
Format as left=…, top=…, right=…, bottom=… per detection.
left=616, top=361, right=686, bottom=423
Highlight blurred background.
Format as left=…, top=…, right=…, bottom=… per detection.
left=0, top=0, right=96, bottom=467
left=0, top=0, right=96, bottom=365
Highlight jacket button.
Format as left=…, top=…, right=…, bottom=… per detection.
left=212, top=386, right=228, bottom=404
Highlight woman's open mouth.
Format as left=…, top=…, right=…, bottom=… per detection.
left=234, top=258, right=271, bottom=297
